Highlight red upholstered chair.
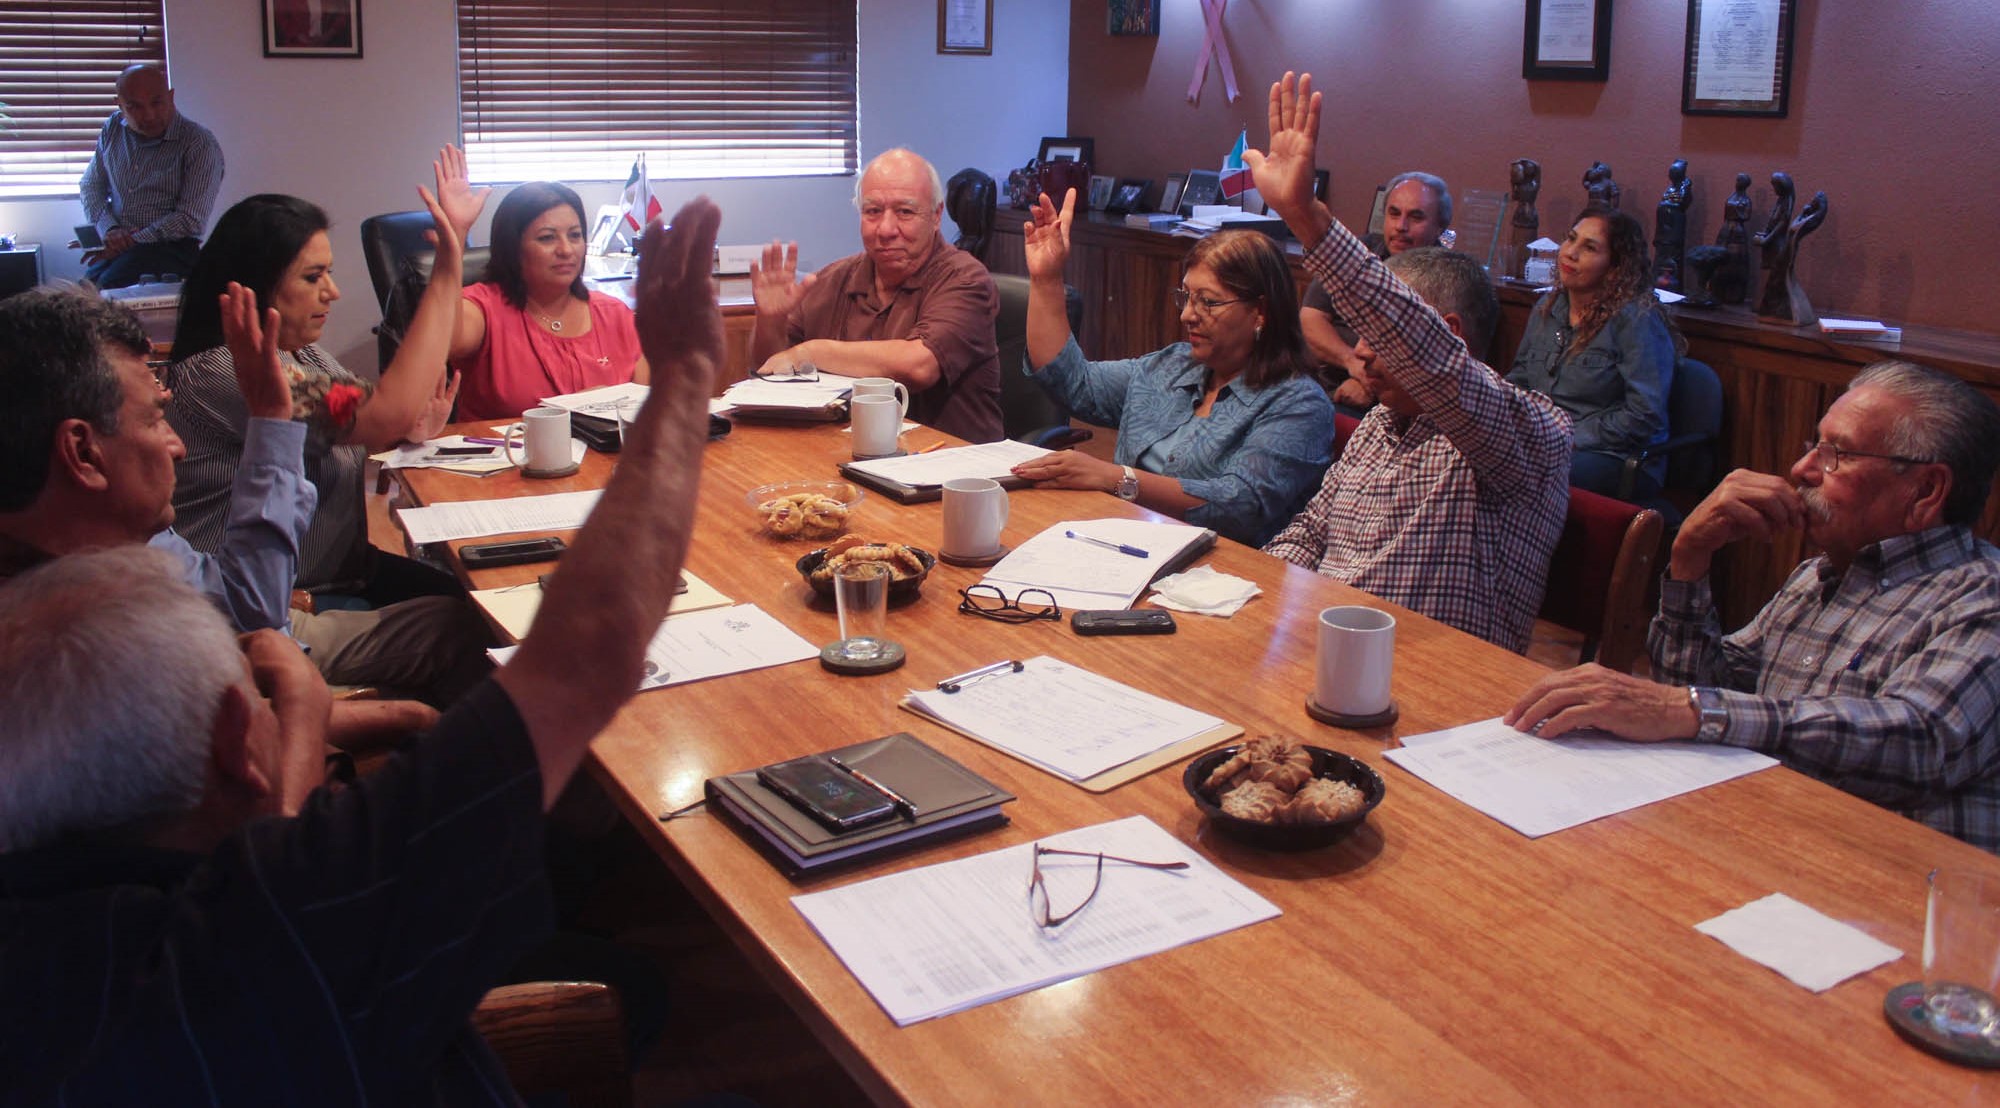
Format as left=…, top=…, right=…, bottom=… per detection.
left=1331, top=411, right=1361, bottom=460
left=1538, top=487, right=1664, bottom=673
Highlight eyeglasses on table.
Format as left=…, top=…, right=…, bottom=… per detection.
left=958, top=584, right=1061, bottom=624
left=1027, top=843, right=1190, bottom=929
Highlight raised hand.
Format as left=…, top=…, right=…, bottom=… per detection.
left=219, top=281, right=292, bottom=422
left=633, top=198, right=725, bottom=409
left=749, top=240, right=814, bottom=321
left=433, top=144, right=488, bottom=242
left=1242, top=71, right=1326, bottom=235
left=415, top=182, right=464, bottom=273
left=1023, top=189, right=1075, bottom=283
left=408, top=369, right=462, bottom=443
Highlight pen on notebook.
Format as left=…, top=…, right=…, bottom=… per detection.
left=463, top=436, right=506, bottom=446
left=938, top=658, right=1025, bottom=692
left=1065, top=530, right=1148, bottom=558
left=828, top=755, right=918, bottom=819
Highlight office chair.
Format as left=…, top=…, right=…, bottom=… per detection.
left=1618, top=356, right=1723, bottom=527
left=376, top=245, right=492, bottom=368
left=1538, top=487, right=1664, bottom=673
left=947, top=168, right=998, bottom=260
left=992, top=272, right=1092, bottom=448
left=360, top=210, right=440, bottom=311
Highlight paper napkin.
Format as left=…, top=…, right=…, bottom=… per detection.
left=1148, top=565, right=1260, bottom=618
left=1694, top=892, right=1902, bottom=992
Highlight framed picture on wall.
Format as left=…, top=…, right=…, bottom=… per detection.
left=938, top=0, right=992, bottom=55
left=1521, top=0, right=1610, bottom=81
left=1108, top=0, right=1162, bottom=36
left=1682, top=0, right=1796, bottom=117
left=263, top=0, right=363, bottom=58
left=1159, top=174, right=1188, bottom=216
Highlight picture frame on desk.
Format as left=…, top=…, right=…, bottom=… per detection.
left=1106, top=179, right=1151, bottom=217
left=1038, top=136, right=1095, bottom=168
left=1179, top=169, right=1221, bottom=216
left=262, top=0, right=362, bottom=58
left=1159, top=174, right=1187, bottom=216
left=1521, top=0, right=1610, bottom=81
left=1681, top=0, right=1796, bottom=117
left=937, top=0, right=992, bottom=55
left=1087, top=175, right=1116, bottom=211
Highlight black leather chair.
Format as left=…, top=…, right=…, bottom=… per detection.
left=947, top=169, right=997, bottom=260
left=992, top=272, right=1091, bottom=448
left=376, top=246, right=491, bottom=368
left=1618, top=356, right=1723, bottom=526
left=360, top=210, right=439, bottom=311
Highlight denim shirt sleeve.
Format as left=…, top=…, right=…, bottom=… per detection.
left=1572, top=305, right=1674, bottom=455
left=1176, top=379, right=1334, bottom=547
left=1023, top=334, right=1147, bottom=428
left=152, top=417, right=317, bottom=632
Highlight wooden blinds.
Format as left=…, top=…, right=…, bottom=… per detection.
left=0, top=1, right=166, bottom=198
left=456, top=0, right=858, bottom=184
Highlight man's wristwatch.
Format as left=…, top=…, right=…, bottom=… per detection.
left=1689, top=686, right=1727, bottom=743
left=1114, top=465, right=1139, bottom=501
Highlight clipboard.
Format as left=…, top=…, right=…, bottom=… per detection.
left=898, top=699, right=1238, bottom=792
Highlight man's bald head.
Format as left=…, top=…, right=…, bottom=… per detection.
left=114, top=65, right=175, bottom=140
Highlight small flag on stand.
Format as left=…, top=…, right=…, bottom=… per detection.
left=1217, top=130, right=1252, bottom=200
left=619, top=153, right=664, bottom=239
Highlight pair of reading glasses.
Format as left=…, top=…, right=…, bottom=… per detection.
left=958, top=584, right=1060, bottom=624
left=1027, top=844, right=1190, bottom=929
left=1801, top=439, right=1930, bottom=473
left=1170, top=288, right=1251, bottom=318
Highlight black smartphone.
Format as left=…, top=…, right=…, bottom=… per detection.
left=1071, top=609, right=1178, bottom=635
left=756, top=756, right=897, bottom=831
left=460, top=536, right=566, bottom=569
left=432, top=444, right=498, bottom=457
left=73, top=224, right=103, bottom=249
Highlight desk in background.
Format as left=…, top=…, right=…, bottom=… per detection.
left=397, top=419, right=1990, bottom=1104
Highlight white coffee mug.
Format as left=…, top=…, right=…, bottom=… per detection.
left=851, top=394, right=902, bottom=458
left=852, top=377, right=910, bottom=417
left=1315, top=606, right=1395, bottom=716
left=505, top=406, right=574, bottom=475
left=941, top=477, right=1009, bottom=559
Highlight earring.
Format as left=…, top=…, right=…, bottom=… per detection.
left=1254, top=323, right=1264, bottom=342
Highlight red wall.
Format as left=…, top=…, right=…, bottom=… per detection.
left=1067, top=0, right=2000, bottom=334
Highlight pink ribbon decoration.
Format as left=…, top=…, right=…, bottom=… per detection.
left=1187, top=0, right=1240, bottom=104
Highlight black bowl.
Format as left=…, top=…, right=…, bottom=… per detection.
left=796, top=544, right=937, bottom=601
left=1183, top=743, right=1385, bottom=851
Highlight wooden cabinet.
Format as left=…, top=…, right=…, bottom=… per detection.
left=988, top=209, right=2000, bottom=628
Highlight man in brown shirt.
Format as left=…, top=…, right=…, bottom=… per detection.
left=750, top=148, right=1003, bottom=442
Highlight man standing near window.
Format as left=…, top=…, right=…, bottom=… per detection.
left=78, top=64, right=225, bottom=289
left=750, top=148, right=1003, bottom=442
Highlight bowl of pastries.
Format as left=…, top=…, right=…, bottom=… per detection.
left=796, top=537, right=937, bottom=601
left=748, top=480, right=865, bottom=541
left=1183, top=734, right=1384, bottom=851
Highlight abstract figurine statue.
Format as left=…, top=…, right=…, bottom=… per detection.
left=1683, top=245, right=1725, bottom=308
left=1653, top=159, right=1691, bottom=294
left=1505, top=158, right=1542, bottom=278
left=1713, top=172, right=1755, bottom=306
left=1759, top=189, right=1828, bottom=326
left=1752, top=171, right=1797, bottom=318
left=1582, top=161, right=1620, bottom=210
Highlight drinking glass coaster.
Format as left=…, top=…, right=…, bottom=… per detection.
left=1885, top=982, right=2000, bottom=1067
left=522, top=461, right=581, bottom=479
left=819, top=640, right=906, bottom=675
left=1305, top=696, right=1398, bottom=730
left=850, top=448, right=906, bottom=461
left=938, top=544, right=1010, bottom=568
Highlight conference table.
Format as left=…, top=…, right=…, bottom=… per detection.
left=398, top=416, right=1995, bottom=1104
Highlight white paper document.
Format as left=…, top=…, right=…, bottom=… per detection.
left=981, top=518, right=1212, bottom=610
left=372, top=434, right=585, bottom=476
left=844, top=438, right=1049, bottom=488
left=792, top=815, right=1280, bottom=1026
left=1383, top=716, right=1777, bottom=837
left=487, top=602, right=816, bottom=691
left=718, top=372, right=859, bottom=412
left=397, top=489, right=603, bottom=545
left=904, top=655, right=1226, bottom=782
left=538, top=381, right=651, bottom=416
left=470, top=570, right=731, bottom=642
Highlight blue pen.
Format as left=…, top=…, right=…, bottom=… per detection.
left=1065, top=530, right=1148, bottom=558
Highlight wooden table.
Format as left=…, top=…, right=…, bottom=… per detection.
left=400, top=420, right=1993, bottom=1104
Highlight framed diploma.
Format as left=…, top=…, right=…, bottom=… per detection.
left=938, top=0, right=992, bottom=56
left=1522, top=0, right=1611, bottom=82
left=1682, top=0, right=1796, bottom=117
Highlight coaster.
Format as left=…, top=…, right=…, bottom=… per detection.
left=522, top=462, right=581, bottom=479
left=1305, top=695, right=1399, bottom=730
left=1885, top=982, right=2000, bottom=1068
left=851, top=448, right=907, bottom=461
left=819, top=640, right=907, bottom=675
left=938, top=544, right=1011, bottom=568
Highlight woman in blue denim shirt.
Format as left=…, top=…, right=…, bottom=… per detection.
left=1008, top=190, right=1334, bottom=546
left=1504, top=205, right=1678, bottom=498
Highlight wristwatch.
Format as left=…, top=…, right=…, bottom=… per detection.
left=1689, top=686, right=1727, bottom=743
left=1114, top=465, right=1139, bottom=501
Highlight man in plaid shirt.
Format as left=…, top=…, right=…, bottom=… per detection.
left=1252, top=79, right=1570, bottom=653
left=1511, top=358, right=2000, bottom=852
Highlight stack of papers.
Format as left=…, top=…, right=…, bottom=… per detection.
left=981, top=518, right=1214, bottom=610
left=718, top=372, right=860, bottom=415
left=1819, top=317, right=1903, bottom=343
left=470, top=569, right=731, bottom=640
left=844, top=438, right=1048, bottom=490
left=1383, top=716, right=1777, bottom=837
left=792, top=815, right=1280, bottom=1026
left=538, top=381, right=652, bottom=417
left=487, top=602, right=816, bottom=692
left=1172, top=207, right=1283, bottom=239
left=398, top=490, right=603, bottom=545
left=371, top=435, right=517, bottom=477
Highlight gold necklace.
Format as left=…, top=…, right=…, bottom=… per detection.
left=528, top=295, right=574, bottom=333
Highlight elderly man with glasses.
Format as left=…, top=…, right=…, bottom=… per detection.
left=1511, top=359, right=2000, bottom=853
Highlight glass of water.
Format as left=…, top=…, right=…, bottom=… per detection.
left=830, top=561, right=890, bottom=663
left=1924, top=868, right=2000, bottom=1039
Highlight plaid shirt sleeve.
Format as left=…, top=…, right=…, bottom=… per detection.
left=80, top=120, right=114, bottom=231
left=1297, top=222, right=1571, bottom=493
left=136, top=120, right=225, bottom=244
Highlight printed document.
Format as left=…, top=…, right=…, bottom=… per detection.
left=538, top=381, right=652, bottom=416
left=793, top=815, right=1280, bottom=1026
left=981, top=518, right=1212, bottom=610
left=1384, top=716, right=1777, bottom=837
left=371, top=434, right=584, bottom=476
left=844, top=438, right=1048, bottom=487
left=904, top=655, right=1225, bottom=782
left=397, top=490, right=602, bottom=545
left=470, top=570, right=730, bottom=642
left=487, top=603, right=816, bottom=691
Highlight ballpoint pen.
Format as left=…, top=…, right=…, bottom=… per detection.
left=938, top=658, right=1025, bottom=692
left=828, top=755, right=918, bottom=820
left=463, top=436, right=507, bottom=446
left=1065, top=530, right=1149, bottom=558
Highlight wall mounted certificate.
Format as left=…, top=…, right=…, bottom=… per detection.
left=1682, top=0, right=1796, bottom=117
left=938, top=0, right=991, bottom=55
left=1522, top=0, right=1611, bottom=81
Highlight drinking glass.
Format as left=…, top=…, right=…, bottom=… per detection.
left=831, top=561, right=891, bottom=662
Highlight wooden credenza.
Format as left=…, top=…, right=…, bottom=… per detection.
left=987, top=210, right=2000, bottom=628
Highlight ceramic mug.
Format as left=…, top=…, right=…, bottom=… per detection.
left=850, top=394, right=902, bottom=458
left=851, top=377, right=910, bottom=417
left=505, top=406, right=573, bottom=475
left=1315, top=606, right=1395, bottom=717
left=941, top=477, right=1009, bottom=560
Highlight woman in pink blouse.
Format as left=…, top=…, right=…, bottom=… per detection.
left=450, top=181, right=647, bottom=419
